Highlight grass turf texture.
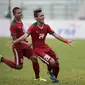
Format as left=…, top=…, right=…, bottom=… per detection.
left=0, top=37, right=85, bottom=85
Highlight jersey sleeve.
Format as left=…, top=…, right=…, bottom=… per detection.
left=10, top=24, right=17, bottom=40
left=27, top=25, right=33, bottom=34
left=47, top=25, right=54, bottom=34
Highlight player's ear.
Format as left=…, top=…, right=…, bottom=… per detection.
left=13, top=13, right=16, bottom=16
left=34, top=17, right=38, bottom=21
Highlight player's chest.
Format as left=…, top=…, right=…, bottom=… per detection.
left=32, top=27, right=47, bottom=39
left=34, top=27, right=47, bottom=35
left=16, top=23, right=24, bottom=32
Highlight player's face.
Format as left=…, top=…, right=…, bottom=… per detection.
left=14, top=9, right=22, bottom=20
left=36, top=12, right=45, bottom=24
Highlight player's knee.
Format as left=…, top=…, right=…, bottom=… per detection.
left=32, top=59, right=38, bottom=63
left=30, top=56, right=38, bottom=63
left=55, top=60, right=59, bottom=67
left=49, top=58, right=56, bottom=67
left=16, top=65, right=23, bottom=70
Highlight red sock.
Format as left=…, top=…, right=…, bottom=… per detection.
left=32, top=61, right=40, bottom=79
left=2, top=57, right=16, bottom=69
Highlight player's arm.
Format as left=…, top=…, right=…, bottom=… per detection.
left=51, top=32, right=73, bottom=46
left=13, top=25, right=33, bottom=45
left=10, top=25, right=17, bottom=40
left=47, top=25, right=73, bottom=46
left=12, top=33, right=29, bottom=44
left=11, top=33, right=18, bottom=41
left=11, top=33, right=31, bottom=46
left=21, top=41, right=32, bottom=47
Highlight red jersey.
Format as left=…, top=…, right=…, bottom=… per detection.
left=10, top=19, right=28, bottom=49
left=27, top=22, right=54, bottom=52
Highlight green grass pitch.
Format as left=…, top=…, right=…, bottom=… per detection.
left=0, top=37, right=85, bottom=85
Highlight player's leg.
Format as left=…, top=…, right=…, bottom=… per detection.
left=24, top=48, right=40, bottom=79
left=0, top=48, right=23, bottom=70
left=13, top=48, right=24, bottom=70
left=30, top=55, right=47, bottom=81
left=0, top=55, right=2, bottom=63
left=35, top=50, right=59, bottom=82
left=44, top=54, right=59, bottom=82
left=0, top=55, right=16, bottom=69
left=46, top=50, right=59, bottom=79
left=24, top=48, right=47, bottom=81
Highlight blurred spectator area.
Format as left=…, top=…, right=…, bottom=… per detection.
left=0, top=0, right=85, bottom=20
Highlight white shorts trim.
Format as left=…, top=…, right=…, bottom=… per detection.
left=37, top=56, right=49, bottom=65
left=14, top=48, right=19, bottom=65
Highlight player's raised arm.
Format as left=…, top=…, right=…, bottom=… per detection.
left=52, top=32, right=74, bottom=46
left=12, top=33, right=29, bottom=44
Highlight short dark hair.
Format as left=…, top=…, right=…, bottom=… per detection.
left=12, top=7, right=20, bottom=14
left=33, top=8, right=42, bottom=17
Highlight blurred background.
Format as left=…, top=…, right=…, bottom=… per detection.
left=1, top=0, right=85, bottom=19
left=0, top=0, right=85, bottom=39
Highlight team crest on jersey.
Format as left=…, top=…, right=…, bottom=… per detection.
left=36, top=31, right=39, bottom=33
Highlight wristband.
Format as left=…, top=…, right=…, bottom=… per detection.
left=64, top=40, right=68, bottom=43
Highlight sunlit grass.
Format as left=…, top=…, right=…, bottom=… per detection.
left=0, top=38, right=85, bottom=85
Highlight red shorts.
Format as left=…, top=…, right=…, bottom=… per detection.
left=12, top=47, right=33, bottom=65
left=34, top=48, right=58, bottom=64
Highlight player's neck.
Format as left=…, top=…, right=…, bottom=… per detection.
left=37, top=22, right=44, bottom=27
left=37, top=23, right=44, bottom=29
left=15, top=18, right=21, bottom=23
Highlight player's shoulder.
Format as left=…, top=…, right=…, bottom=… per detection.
left=11, top=19, right=17, bottom=26
left=44, top=23, right=50, bottom=28
left=31, top=22, right=37, bottom=26
left=44, top=23, right=49, bottom=26
left=29, top=22, right=37, bottom=29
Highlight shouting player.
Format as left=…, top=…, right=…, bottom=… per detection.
left=0, top=7, right=46, bottom=81
left=12, top=8, right=74, bottom=82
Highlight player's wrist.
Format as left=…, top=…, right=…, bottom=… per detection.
left=64, top=40, right=69, bottom=43
left=12, top=40, right=17, bottom=44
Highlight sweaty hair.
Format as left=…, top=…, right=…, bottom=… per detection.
left=12, top=7, right=20, bottom=14
left=33, top=8, right=42, bottom=17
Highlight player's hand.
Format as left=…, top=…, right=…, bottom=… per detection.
left=6, top=40, right=12, bottom=48
left=11, top=40, right=16, bottom=45
left=67, top=40, right=75, bottom=46
left=21, top=41, right=32, bottom=47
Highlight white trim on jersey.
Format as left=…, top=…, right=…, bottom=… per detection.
left=37, top=56, right=49, bottom=65
left=14, top=48, right=19, bottom=65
